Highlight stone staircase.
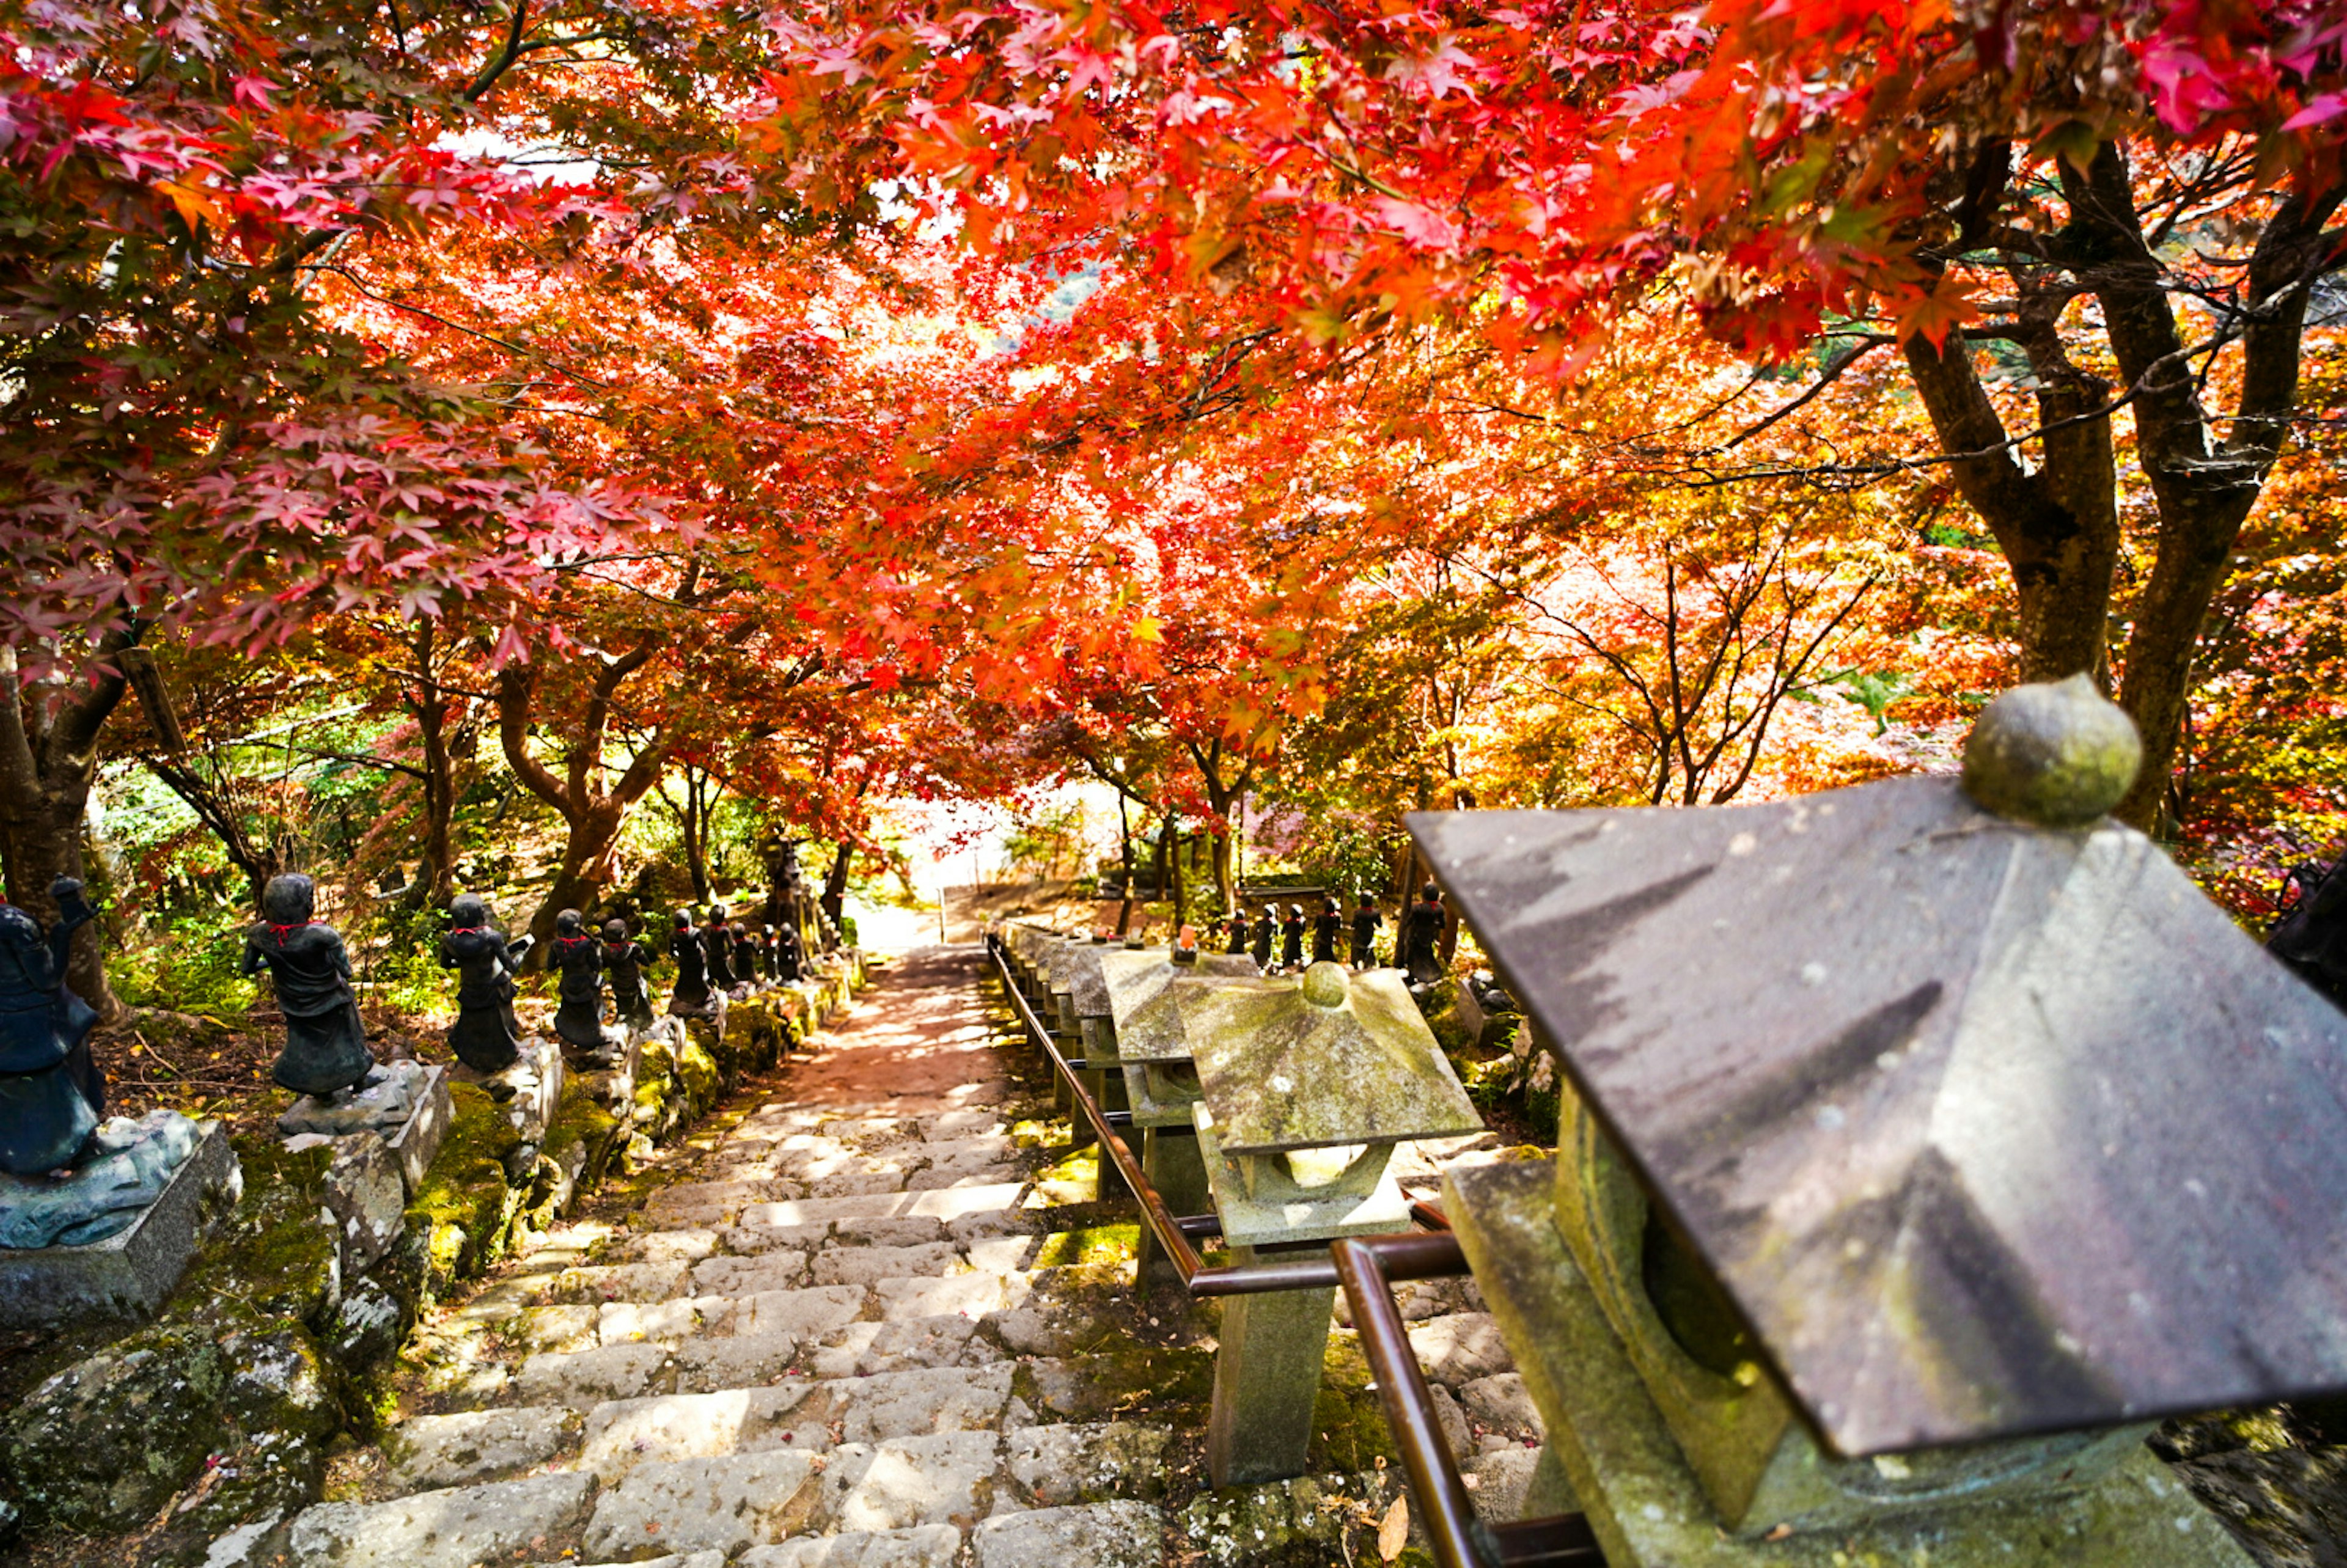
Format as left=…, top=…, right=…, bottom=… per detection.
left=243, top=947, right=1541, bottom=1568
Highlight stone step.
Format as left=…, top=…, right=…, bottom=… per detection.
left=578, top=1363, right=1019, bottom=1481
left=504, top=1305, right=1018, bottom=1408
left=708, top=1132, right=1020, bottom=1184
left=635, top=1177, right=1035, bottom=1232
left=288, top=1472, right=597, bottom=1568
left=740, top=1180, right=1034, bottom=1231
left=974, top=1500, right=1166, bottom=1568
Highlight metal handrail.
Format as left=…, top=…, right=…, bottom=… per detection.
left=1334, top=1233, right=1607, bottom=1568
left=988, top=935, right=1447, bottom=1296
left=996, top=934, right=1589, bottom=1563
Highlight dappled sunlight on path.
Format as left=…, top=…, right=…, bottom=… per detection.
left=780, top=947, right=1010, bottom=1110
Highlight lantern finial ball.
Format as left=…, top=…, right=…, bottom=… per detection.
left=1301, top=961, right=1350, bottom=1009
left=1961, top=674, right=2142, bottom=827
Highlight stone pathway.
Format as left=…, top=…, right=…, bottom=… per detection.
left=254, top=947, right=1543, bottom=1567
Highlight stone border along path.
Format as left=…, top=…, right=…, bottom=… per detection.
left=238, top=946, right=1545, bottom=1567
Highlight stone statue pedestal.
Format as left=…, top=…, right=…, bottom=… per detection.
left=280, top=1060, right=452, bottom=1192
left=1121, top=1061, right=1205, bottom=1291
left=280, top=1062, right=454, bottom=1275
left=1197, top=1118, right=1418, bottom=1488
left=0, top=1122, right=240, bottom=1326
left=500, top=1036, right=564, bottom=1145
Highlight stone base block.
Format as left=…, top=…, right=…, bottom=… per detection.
left=278, top=1058, right=438, bottom=1139
left=387, top=1066, right=452, bottom=1193
left=327, top=1130, right=407, bottom=1273
left=1121, top=1063, right=1198, bottom=1130
left=501, top=1037, right=565, bottom=1144
left=0, top=1124, right=240, bottom=1326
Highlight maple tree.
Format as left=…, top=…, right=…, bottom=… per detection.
left=746, top=0, right=2347, bottom=832
left=12, top=0, right=2347, bottom=1053
left=0, top=0, right=678, bottom=1008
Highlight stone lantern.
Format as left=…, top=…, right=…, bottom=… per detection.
left=1186, top=961, right=1483, bottom=1487
left=1409, top=678, right=2323, bottom=1565
left=1098, top=945, right=1262, bottom=1283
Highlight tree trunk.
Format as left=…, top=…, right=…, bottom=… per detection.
left=1113, top=794, right=1137, bottom=937
left=1147, top=816, right=1172, bottom=929
left=1899, top=140, right=2342, bottom=833
left=527, top=799, right=626, bottom=950
left=821, top=842, right=852, bottom=926
left=1208, top=818, right=1235, bottom=916
left=0, top=642, right=131, bottom=1021
left=1167, top=824, right=1186, bottom=934
left=416, top=687, right=456, bottom=907
left=498, top=646, right=672, bottom=964
left=683, top=771, right=712, bottom=904
left=397, top=620, right=463, bottom=910
left=1901, top=335, right=2119, bottom=689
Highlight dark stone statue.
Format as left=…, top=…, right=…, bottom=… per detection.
left=760, top=924, right=782, bottom=982
left=669, top=910, right=713, bottom=1015
left=1401, top=882, right=1449, bottom=987
left=440, top=895, right=534, bottom=1072
left=1225, top=914, right=1249, bottom=956
left=241, top=873, right=375, bottom=1097
left=775, top=919, right=805, bottom=983
left=701, top=903, right=737, bottom=990
left=730, top=922, right=762, bottom=991
left=1351, top=893, right=1383, bottom=970
left=548, top=909, right=606, bottom=1052
left=0, top=877, right=106, bottom=1175
left=2269, top=855, right=2347, bottom=1008
left=1280, top=903, right=1306, bottom=971
left=1312, top=896, right=1343, bottom=965
left=603, top=918, right=658, bottom=1029
left=1251, top=906, right=1276, bottom=970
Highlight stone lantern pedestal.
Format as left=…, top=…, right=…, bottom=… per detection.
left=1186, top=962, right=1482, bottom=1487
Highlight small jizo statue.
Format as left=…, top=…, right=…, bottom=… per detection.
left=548, top=910, right=606, bottom=1053
left=0, top=877, right=108, bottom=1175
left=760, top=923, right=782, bottom=983
left=774, top=918, right=806, bottom=983
left=602, top=918, right=658, bottom=1029
left=1311, top=895, right=1343, bottom=965
left=669, top=909, right=713, bottom=1015
left=729, top=921, right=762, bottom=992
left=1350, top=892, right=1383, bottom=970
left=1400, top=881, right=1448, bottom=987
left=1251, top=905, right=1276, bottom=970
left=700, top=903, right=737, bottom=991
left=440, top=895, right=534, bottom=1072
left=1224, top=913, right=1249, bottom=956
left=241, top=873, right=376, bottom=1098
left=1280, top=903, right=1307, bottom=971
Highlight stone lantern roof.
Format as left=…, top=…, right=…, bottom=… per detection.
left=1100, top=949, right=1262, bottom=1063
left=1185, top=964, right=1482, bottom=1156
left=1411, top=682, right=2347, bottom=1457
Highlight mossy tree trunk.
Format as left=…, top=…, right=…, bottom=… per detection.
left=0, top=638, right=131, bottom=1021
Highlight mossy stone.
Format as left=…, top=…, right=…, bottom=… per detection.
left=545, top=1081, right=622, bottom=1195
left=676, top=1033, right=722, bottom=1112
left=0, top=1324, right=227, bottom=1532
left=1960, top=674, right=2142, bottom=826
left=175, top=1135, right=339, bottom=1332
left=402, top=1083, right=525, bottom=1284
